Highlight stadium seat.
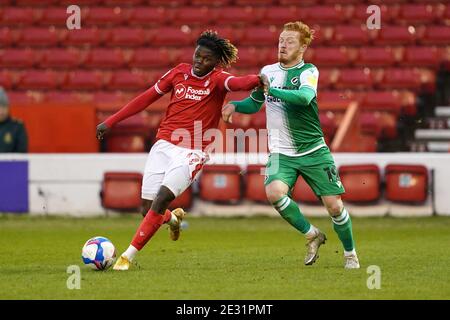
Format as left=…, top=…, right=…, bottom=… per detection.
left=312, top=47, right=350, bottom=67
left=108, top=70, right=147, bottom=91
left=319, top=112, right=337, bottom=138
left=15, top=0, right=55, bottom=5
left=317, top=68, right=336, bottom=90
left=259, top=6, right=298, bottom=26
left=127, top=7, right=167, bottom=26
left=0, top=71, right=13, bottom=89
left=152, top=27, right=193, bottom=46
left=84, top=7, right=126, bottom=26
left=241, top=26, right=279, bottom=46
left=385, top=164, right=428, bottom=203
left=419, top=26, right=450, bottom=45
left=44, top=91, right=85, bottom=105
left=63, top=28, right=102, bottom=47
left=190, top=0, right=231, bottom=6
left=105, top=130, right=149, bottom=153
left=63, top=71, right=104, bottom=90
left=398, top=4, right=439, bottom=24
left=199, top=165, right=241, bottom=203
left=0, top=49, right=36, bottom=68
left=129, top=48, right=171, bottom=68
left=104, top=27, right=147, bottom=47
left=171, top=47, right=196, bottom=65
left=103, top=0, right=144, bottom=5
left=40, top=49, right=81, bottom=69
left=17, top=27, right=59, bottom=47
left=374, top=25, right=416, bottom=45
left=84, top=49, right=125, bottom=69
left=168, top=186, right=193, bottom=210
left=17, top=70, right=59, bottom=90
left=348, top=4, right=392, bottom=23
left=402, top=46, right=442, bottom=68
left=360, top=91, right=402, bottom=114
left=339, top=164, right=380, bottom=202
left=360, top=112, right=382, bottom=137
left=233, top=47, right=263, bottom=68
left=1, top=8, right=35, bottom=26
left=144, top=0, right=189, bottom=6
left=334, top=68, right=373, bottom=90
left=245, top=164, right=267, bottom=203
left=171, top=7, right=212, bottom=25
left=304, top=5, right=346, bottom=24
left=376, top=68, right=421, bottom=91
left=332, top=25, right=370, bottom=45
left=292, top=175, right=320, bottom=203
left=354, top=47, right=397, bottom=67
left=214, top=7, right=257, bottom=26
left=39, top=7, right=72, bottom=26
left=235, top=0, right=274, bottom=5
left=101, top=172, right=143, bottom=211
left=0, top=27, right=13, bottom=47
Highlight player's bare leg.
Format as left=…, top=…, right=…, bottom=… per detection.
left=322, top=195, right=359, bottom=269
left=141, top=199, right=153, bottom=217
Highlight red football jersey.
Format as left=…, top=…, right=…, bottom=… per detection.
left=154, top=63, right=239, bottom=150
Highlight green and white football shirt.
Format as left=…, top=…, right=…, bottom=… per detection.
left=251, top=61, right=326, bottom=157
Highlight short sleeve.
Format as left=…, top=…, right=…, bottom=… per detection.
left=154, top=68, right=176, bottom=94
left=299, top=67, right=319, bottom=95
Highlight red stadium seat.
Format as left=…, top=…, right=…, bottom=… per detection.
left=360, top=91, right=402, bottom=114
left=108, top=70, right=147, bottom=91
left=1, top=8, right=35, bottom=26
left=259, top=6, right=298, bottom=26
left=339, top=164, right=380, bottom=203
left=419, top=26, right=450, bottom=45
left=402, top=47, right=442, bottom=68
left=214, top=7, right=257, bottom=26
left=39, top=7, right=72, bottom=26
left=354, top=47, right=397, bottom=67
left=312, top=47, right=350, bottom=67
left=64, top=71, right=104, bottom=90
left=292, top=175, right=320, bottom=204
left=360, top=112, right=382, bottom=137
left=376, top=68, right=422, bottom=91
left=334, top=68, right=373, bottom=90
left=84, top=7, right=126, bottom=26
left=15, top=0, right=55, bottom=5
left=101, top=172, right=143, bottom=211
left=233, top=47, right=263, bottom=68
left=44, top=91, right=85, bottom=105
left=63, top=28, right=102, bottom=46
left=349, top=4, right=394, bottom=23
left=129, top=48, right=172, bottom=68
left=241, top=26, right=279, bottom=46
left=304, top=5, right=346, bottom=24
left=103, top=0, right=144, bottom=5
left=0, top=71, right=13, bottom=89
left=7, top=91, right=43, bottom=105
left=17, top=70, right=59, bottom=90
left=245, top=164, right=267, bottom=203
left=143, top=0, right=189, bottom=5
left=0, top=27, right=13, bottom=47
left=40, top=49, right=81, bottom=69
left=127, top=7, right=167, bottom=26
left=0, top=49, right=36, bottom=68
left=319, top=112, right=337, bottom=138
left=385, top=164, right=428, bottom=203
left=332, top=25, right=370, bottom=45
left=171, top=7, right=212, bottom=25
left=152, top=27, right=193, bottom=46
left=104, top=27, right=147, bottom=47
left=235, top=0, right=274, bottom=5
left=317, top=68, right=336, bottom=89
left=199, top=165, right=241, bottom=203
left=168, top=186, right=193, bottom=210
left=190, top=0, right=231, bottom=6
left=374, top=25, right=416, bottom=45
left=171, top=47, right=196, bottom=65
left=17, top=27, right=59, bottom=47
left=106, top=130, right=148, bottom=153
left=398, top=4, right=438, bottom=24
left=84, top=49, right=125, bottom=69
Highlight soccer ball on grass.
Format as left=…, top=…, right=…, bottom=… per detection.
left=81, top=236, right=116, bottom=271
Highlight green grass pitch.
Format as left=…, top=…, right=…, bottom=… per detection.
left=0, top=215, right=449, bottom=300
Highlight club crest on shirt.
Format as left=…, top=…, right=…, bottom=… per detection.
left=174, top=83, right=187, bottom=99
left=291, top=77, right=299, bottom=85
left=204, top=79, right=210, bottom=87
left=184, top=74, right=189, bottom=80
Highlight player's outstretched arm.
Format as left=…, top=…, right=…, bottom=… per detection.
left=269, top=86, right=316, bottom=106
left=95, top=86, right=163, bottom=139
left=226, top=75, right=261, bottom=91
left=222, top=91, right=265, bottom=123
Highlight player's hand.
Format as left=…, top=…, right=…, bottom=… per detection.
left=222, top=103, right=235, bottom=124
left=96, top=122, right=110, bottom=140
left=259, top=74, right=270, bottom=95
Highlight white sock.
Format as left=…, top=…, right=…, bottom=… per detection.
left=305, top=225, right=319, bottom=240
left=167, top=212, right=178, bottom=226
left=122, top=245, right=138, bottom=262
left=344, top=249, right=357, bottom=257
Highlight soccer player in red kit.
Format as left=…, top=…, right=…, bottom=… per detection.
left=96, top=31, right=263, bottom=270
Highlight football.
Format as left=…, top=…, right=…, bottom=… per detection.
left=81, top=236, right=116, bottom=271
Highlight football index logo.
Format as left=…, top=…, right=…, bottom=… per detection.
left=175, top=84, right=187, bottom=99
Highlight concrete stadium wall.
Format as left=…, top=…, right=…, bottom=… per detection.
left=0, top=153, right=449, bottom=216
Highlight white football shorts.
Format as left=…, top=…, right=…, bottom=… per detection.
left=141, top=139, right=207, bottom=200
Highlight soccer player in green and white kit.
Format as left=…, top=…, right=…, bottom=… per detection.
left=222, top=21, right=360, bottom=269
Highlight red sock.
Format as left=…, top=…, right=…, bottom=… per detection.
left=131, top=209, right=171, bottom=250
left=163, top=209, right=172, bottom=223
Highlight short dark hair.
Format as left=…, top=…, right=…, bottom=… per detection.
left=196, top=30, right=238, bottom=68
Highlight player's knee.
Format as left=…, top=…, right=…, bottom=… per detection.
left=141, top=199, right=152, bottom=217
left=324, top=199, right=343, bottom=216
left=151, top=186, right=175, bottom=214
left=266, top=185, right=287, bottom=204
